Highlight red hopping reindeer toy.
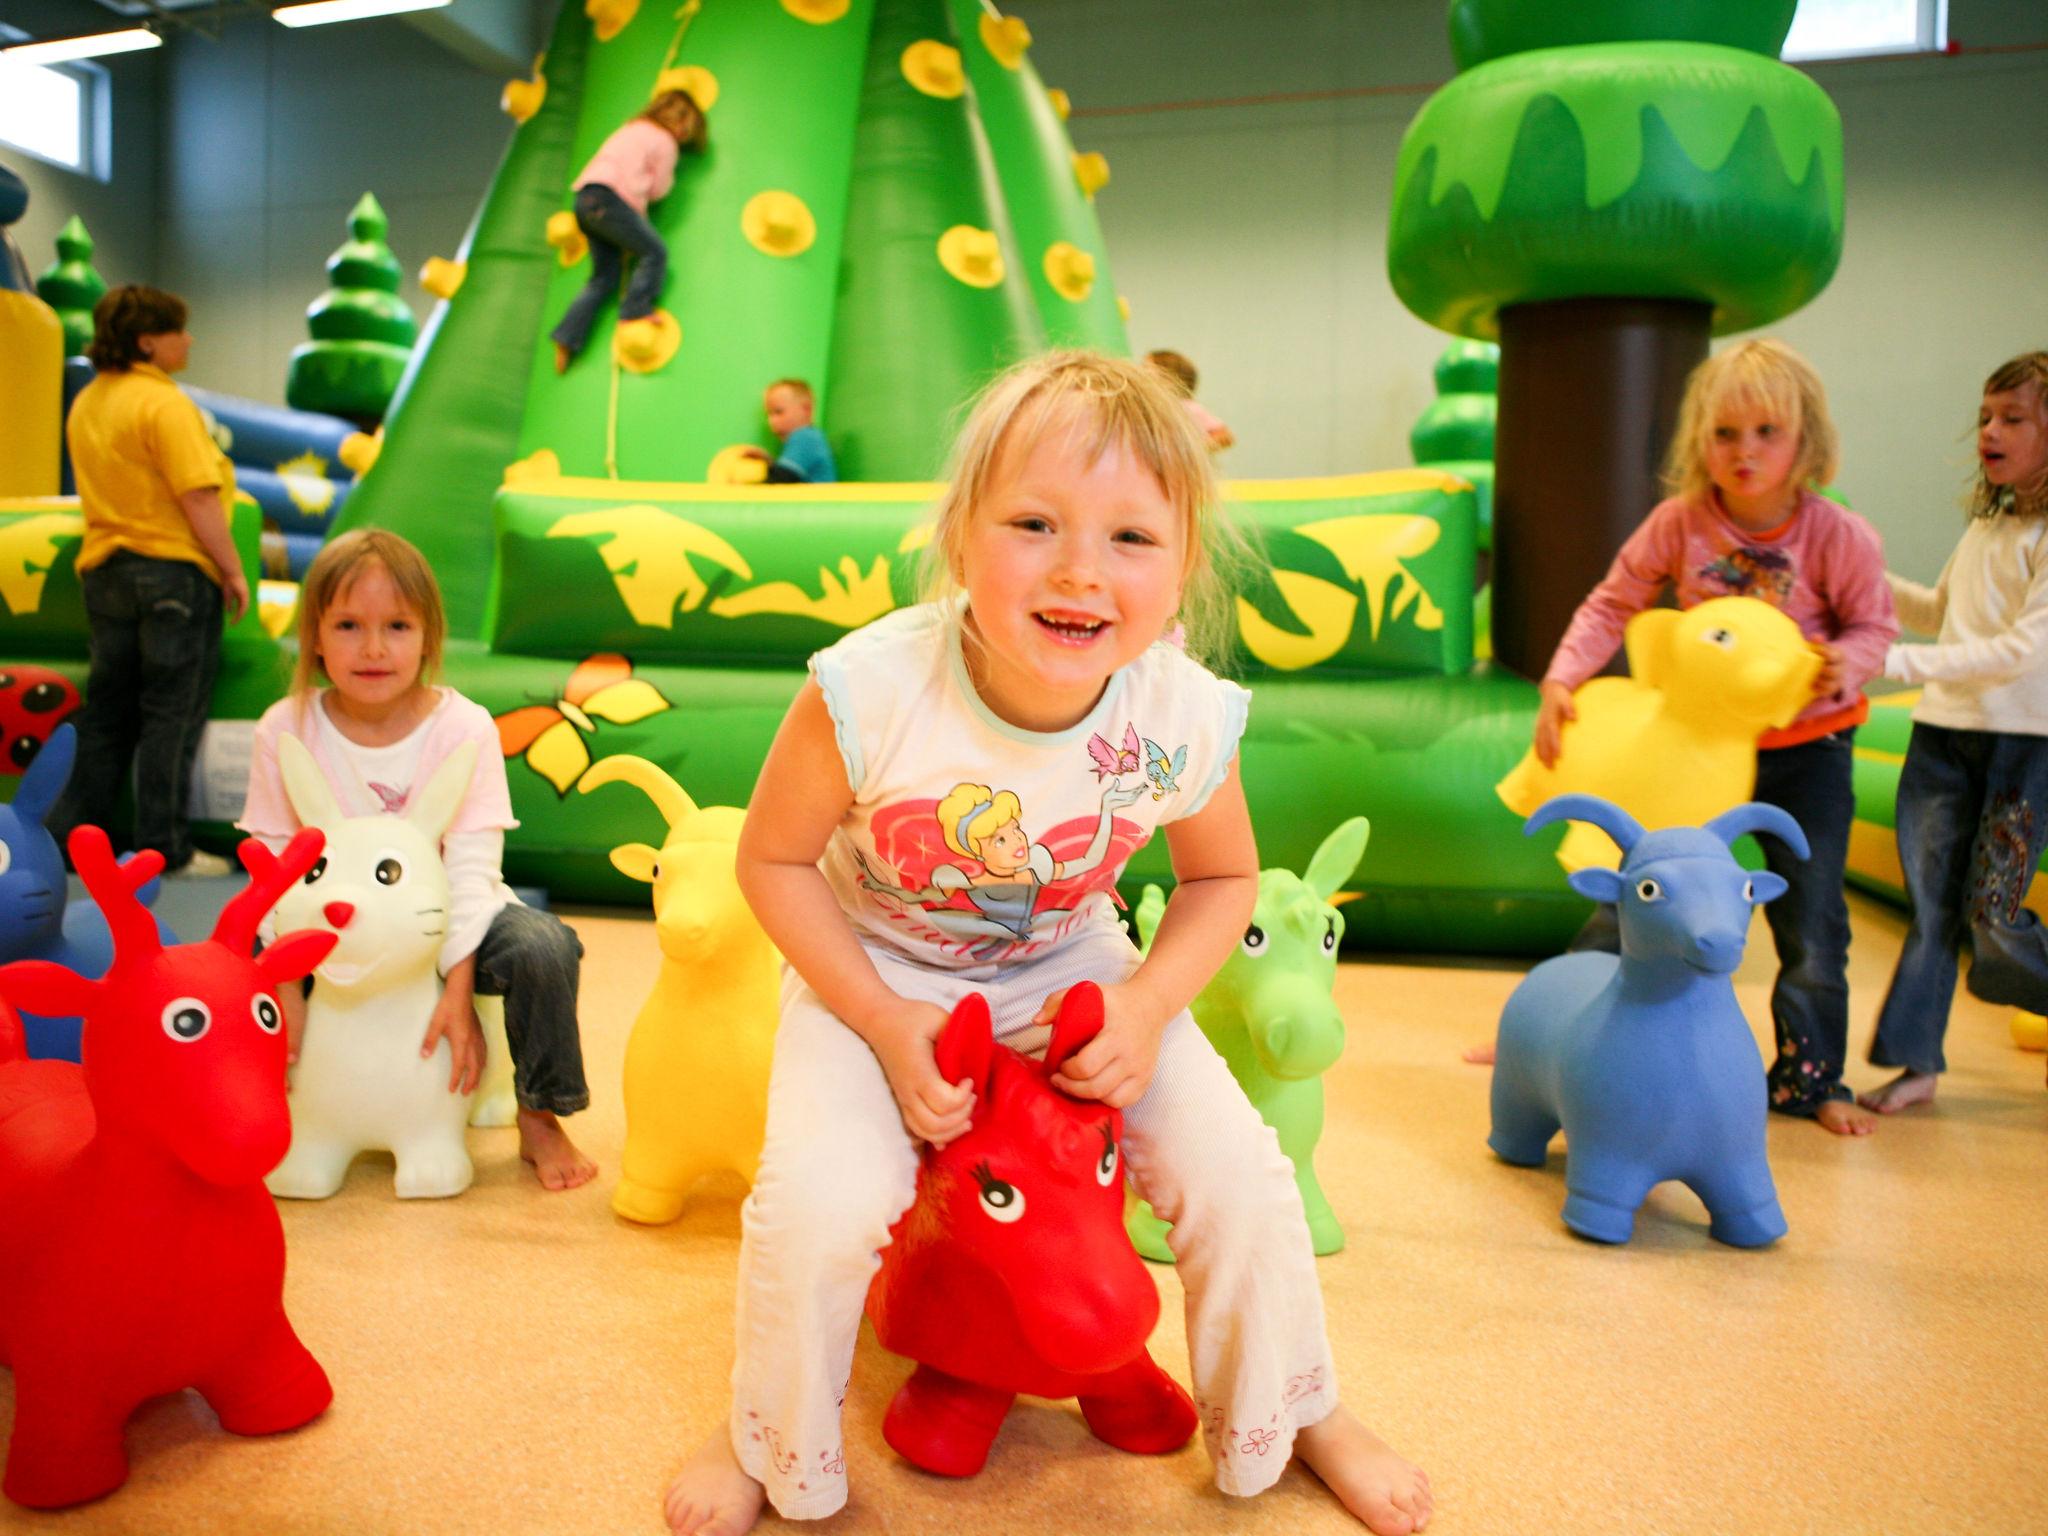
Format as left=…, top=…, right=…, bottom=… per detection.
left=865, top=982, right=1197, bottom=1477
left=0, top=826, right=337, bottom=1509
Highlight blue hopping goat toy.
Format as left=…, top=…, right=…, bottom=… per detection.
left=1490, top=793, right=1807, bottom=1248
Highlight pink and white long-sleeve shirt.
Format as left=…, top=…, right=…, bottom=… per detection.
left=573, top=119, right=679, bottom=214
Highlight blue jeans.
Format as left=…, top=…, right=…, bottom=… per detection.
left=1571, top=732, right=1857, bottom=1115
left=549, top=183, right=668, bottom=358
left=49, top=551, right=221, bottom=869
left=474, top=903, right=590, bottom=1115
left=1870, top=723, right=2048, bottom=1074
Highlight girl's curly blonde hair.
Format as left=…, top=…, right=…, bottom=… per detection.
left=1664, top=338, right=1839, bottom=505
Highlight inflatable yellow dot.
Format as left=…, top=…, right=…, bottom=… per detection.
left=708, top=445, right=771, bottom=485
left=742, top=191, right=817, bottom=258
left=979, top=11, right=1031, bottom=68
left=1117, top=294, right=1131, bottom=321
left=1046, top=87, right=1071, bottom=121
left=586, top=0, right=637, bottom=41
left=2014, top=1012, right=2047, bottom=1051
left=655, top=65, right=718, bottom=111
left=505, top=449, right=563, bottom=486
left=937, top=225, right=1004, bottom=289
left=781, top=0, right=848, bottom=21
left=1043, top=242, right=1095, bottom=302
left=901, top=40, right=965, bottom=98
left=257, top=580, right=300, bottom=639
left=501, top=60, right=547, bottom=124
left=547, top=210, right=588, bottom=267
left=338, top=429, right=382, bottom=478
left=1073, top=150, right=1110, bottom=200
left=614, top=311, right=681, bottom=373
left=419, top=257, right=466, bottom=300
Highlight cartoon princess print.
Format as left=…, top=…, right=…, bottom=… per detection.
left=857, top=777, right=1145, bottom=958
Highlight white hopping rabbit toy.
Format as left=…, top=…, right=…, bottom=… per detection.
left=265, top=735, right=511, bottom=1200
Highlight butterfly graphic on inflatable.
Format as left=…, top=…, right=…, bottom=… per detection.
left=494, top=653, right=671, bottom=795
left=1086, top=723, right=1140, bottom=782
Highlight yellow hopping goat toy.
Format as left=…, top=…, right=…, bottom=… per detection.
left=579, top=757, right=780, bottom=1223
left=1498, top=596, right=1822, bottom=871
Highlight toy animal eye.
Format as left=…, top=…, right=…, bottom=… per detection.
left=1743, top=878, right=1756, bottom=901
left=973, top=1162, right=1026, bottom=1223
left=0, top=842, right=11, bottom=876
left=1241, top=924, right=1268, bottom=956
left=22, top=681, right=66, bottom=713
left=251, top=995, right=282, bottom=1034
left=1634, top=878, right=1664, bottom=902
left=375, top=856, right=404, bottom=886
left=1701, top=627, right=1736, bottom=649
left=162, top=997, right=212, bottom=1042
left=1322, top=918, right=1337, bottom=954
left=303, top=856, right=328, bottom=884
left=9, top=735, right=38, bottom=769
left=1096, top=1128, right=1119, bottom=1186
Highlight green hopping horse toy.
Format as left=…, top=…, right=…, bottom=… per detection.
left=1127, top=818, right=1369, bottom=1260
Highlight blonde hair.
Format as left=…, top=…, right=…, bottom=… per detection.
left=1664, top=338, right=1839, bottom=503
left=921, top=350, right=1253, bottom=668
left=1971, top=351, right=2048, bottom=519
left=291, top=529, right=447, bottom=698
left=641, top=89, right=707, bottom=153
left=936, top=783, right=1021, bottom=860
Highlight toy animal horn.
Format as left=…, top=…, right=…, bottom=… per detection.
left=1522, top=794, right=1646, bottom=858
left=66, top=826, right=166, bottom=961
left=934, top=992, right=994, bottom=1102
left=1044, top=981, right=1105, bottom=1079
left=1702, top=803, right=1810, bottom=861
left=579, top=754, right=700, bottom=831
left=215, top=829, right=329, bottom=955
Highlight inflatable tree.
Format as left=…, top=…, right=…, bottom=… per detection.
left=286, top=192, right=418, bottom=424
left=1387, top=0, right=1842, bottom=676
left=1410, top=338, right=1497, bottom=550
left=338, top=0, right=1127, bottom=632
left=35, top=216, right=105, bottom=359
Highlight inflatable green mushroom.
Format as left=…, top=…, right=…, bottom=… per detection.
left=1387, top=0, right=1842, bottom=677
left=1410, top=339, right=1497, bottom=549
left=35, top=216, right=106, bottom=359
left=285, top=191, right=418, bottom=424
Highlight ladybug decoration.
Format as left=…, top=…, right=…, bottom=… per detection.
left=0, top=669, right=80, bottom=774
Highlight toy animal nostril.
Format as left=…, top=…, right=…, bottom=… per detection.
left=323, top=901, right=355, bottom=929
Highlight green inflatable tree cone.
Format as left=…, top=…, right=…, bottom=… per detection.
left=35, top=215, right=106, bottom=359
left=1386, top=0, right=1842, bottom=677
left=336, top=0, right=1125, bottom=634
left=286, top=191, right=418, bottom=425
left=1410, top=338, right=1497, bottom=551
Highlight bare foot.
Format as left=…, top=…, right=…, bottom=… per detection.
left=1857, top=1069, right=1938, bottom=1115
left=1460, top=1043, right=1495, bottom=1065
left=665, top=1426, right=766, bottom=1536
left=554, top=341, right=572, bottom=374
left=1814, top=1098, right=1878, bottom=1136
left=1294, top=1405, right=1432, bottom=1534
left=517, top=1109, right=599, bottom=1190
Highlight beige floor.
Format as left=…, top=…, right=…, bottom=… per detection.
left=4, top=895, right=2044, bottom=1536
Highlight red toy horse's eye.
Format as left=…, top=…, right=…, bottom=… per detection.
left=162, top=998, right=212, bottom=1042
left=251, top=996, right=282, bottom=1034
left=973, top=1162, right=1026, bottom=1224
left=1096, top=1140, right=1118, bottom=1187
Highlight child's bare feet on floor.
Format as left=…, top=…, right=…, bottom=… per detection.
left=666, top=1427, right=766, bottom=1536
left=518, top=1109, right=598, bottom=1190
left=1815, top=1099, right=1878, bottom=1136
left=1857, top=1069, right=1937, bottom=1114
left=1460, top=1043, right=1495, bottom=1065
left=1295, top=1405, right=1432, bottom=1533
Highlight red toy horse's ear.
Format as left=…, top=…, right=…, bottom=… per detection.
left=0, top=959, right=98, bottom=1026
left=1043, top=982, right=1105, bottom=1078
left=934, top=992, right=994, bottom=1097
left=0, top=995, right=24, bottom=1064
left=255, top=929, right=339, bottom=989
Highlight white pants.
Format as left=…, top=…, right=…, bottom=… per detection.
left=727, top=924, right=1339, bottom=1519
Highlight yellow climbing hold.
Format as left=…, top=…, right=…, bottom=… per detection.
left=502, top=57, right=547, bottom=122
left=708, top=445, right=771, bottom=485
left=902, top=40, right=965, bottom=98
left=781, top=0, right=848, bottom=21
left=614, top=311, right=681, bottom=373
left=586, top=0, right=638, bottom=41
left=655, top=64, right=718, bottom=111
left=1043, top=242, right=1095, bottom=302
left=1073, top=151, right=1110, bottom=200
left=419, top=257, right=467, bottom=300
left=1047, top=88, right=1071, bottom=121
left=1117, top=294, right=1131, bottom=321
left=547, top=210, right=588, bottom=267
left=938, top=226, right=1004, bottom=289
left=979, top=11, right=1031, bottom=68
left=505, top=449, right=563, bottom=486
left=742, top=191, right=817, bottom=258
left=338, top=428, right=382, bottom=477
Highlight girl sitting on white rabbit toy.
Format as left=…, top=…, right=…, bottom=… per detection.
left=238, top=529, right=596, bottom=1192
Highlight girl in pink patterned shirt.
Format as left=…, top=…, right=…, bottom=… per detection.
left=1532, top=339, right=1899, bottom=1135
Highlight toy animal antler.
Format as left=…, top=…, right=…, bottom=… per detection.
left=1702, top=803, right=1810, bottom=861
left=578, top=754, right=699, bottom=830
left=1523, top=794, right=1647, bottom=859
left=215, top=829, right=328, bottom=955
left=66, top=827, right=167, bottom=962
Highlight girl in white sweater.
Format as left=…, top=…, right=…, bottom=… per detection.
left=1865, top=352, right=2048, bottom=1111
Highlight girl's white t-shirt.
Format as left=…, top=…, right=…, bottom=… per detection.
left=1888, top=511, right=2048, bottom=736
left=809, top=603, right=1251, bottom=971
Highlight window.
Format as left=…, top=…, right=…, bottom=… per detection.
left=1782, top=0, right=1948, bottom=61
left=0, top=35, right=106, bottom=179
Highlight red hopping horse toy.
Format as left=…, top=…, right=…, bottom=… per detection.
left=0, top=826, right=336, bottom=1509
left=865, top=982, right=1197, bottom=1477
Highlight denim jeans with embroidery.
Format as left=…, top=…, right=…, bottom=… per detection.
left=1871, top=722, right=2048, bottom=1074
left=548, top=182, right=668, bottom=358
